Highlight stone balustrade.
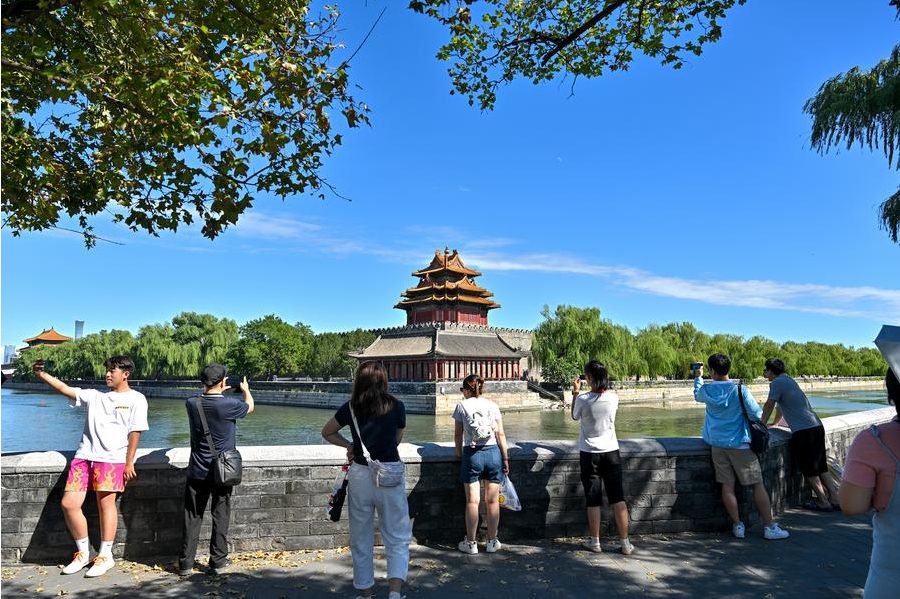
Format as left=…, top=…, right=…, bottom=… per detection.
left=1, top=407, right=894, bottom=564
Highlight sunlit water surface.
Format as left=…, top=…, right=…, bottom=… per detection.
left=1, top=387, right=888, bottom=452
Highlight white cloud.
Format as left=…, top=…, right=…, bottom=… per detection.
left=233, top=212, right=321, bottom=239
left=464, top=251, right=900, bottom=322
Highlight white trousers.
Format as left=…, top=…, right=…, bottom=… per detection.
left=347, top=462, right=412, bottom=590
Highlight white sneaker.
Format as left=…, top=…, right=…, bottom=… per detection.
left=732, top=522, right=746, bottom=539
left=62, top=550, right=91, bottom=575
left=457, top=539, right=478, bottom=554
left=620, top=538, right=635, bottom=555
left=764, top=523, right=790, bottom=540
left=85, top=554, right=115, bottom=577
left=582, top=538, right=602, bottom=553
left=486, top=538, right=502, bottom=553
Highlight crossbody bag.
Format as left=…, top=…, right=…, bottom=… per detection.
left=349, top=406, right=404, bottom=488
left=737, top=382, right=769, bottom=456
left=196, top=397, right=243, bottom=487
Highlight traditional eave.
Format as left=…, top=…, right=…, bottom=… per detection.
left=23, top=328, right=73, bottom=343
left=404, top=276, right=492, bottom=296
left=352, top=327, right=522, bottom=360
left=395, top=293, right=500, bottom=308
left=411, top=248, right=481, bottom=278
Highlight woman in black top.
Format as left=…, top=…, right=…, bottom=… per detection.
left=322, top=361, right=411, bottom=599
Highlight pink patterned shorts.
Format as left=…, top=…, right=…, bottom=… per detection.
left=65, top=459, right=126, bottom=493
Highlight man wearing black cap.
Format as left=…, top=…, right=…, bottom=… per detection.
left=178, top=364, right=254, bottom=576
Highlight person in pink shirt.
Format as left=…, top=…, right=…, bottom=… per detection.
left=840, top=368, right=900, bottom=598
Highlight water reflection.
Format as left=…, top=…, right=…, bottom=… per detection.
left=0, top=387, right=888, bottom=452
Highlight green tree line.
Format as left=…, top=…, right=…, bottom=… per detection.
left=14, top=311, right=375, bottom=382
left=14, top=305, right=887, bottom=384
left=533, top=305, right=888, bottom=384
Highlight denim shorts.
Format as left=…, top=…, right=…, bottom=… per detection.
left=460, top=445, right=502, bottom=484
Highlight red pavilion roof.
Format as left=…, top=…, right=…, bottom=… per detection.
left=23, top=328, right=73, bottom=343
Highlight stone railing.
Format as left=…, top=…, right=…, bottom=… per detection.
left=1, top=408, right=894, bottom=564
left=3, top=379, right=545, bottom=414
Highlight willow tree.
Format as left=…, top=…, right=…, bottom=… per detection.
left=134, top=323, right=199, bottom=379
left=170, top=312, right=239, bottom=376
left=533, top=304, right=620, bottom=384
left=804, top=41, right=900, bottom=243
left=1, top=0, right=368, bottom=246
left=633, top=326, right=677, bottom=379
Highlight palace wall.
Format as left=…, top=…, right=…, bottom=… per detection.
left=5, top=376, right=883, bottom=413
left=4, top=380, right=546, bottom=414
left=2, top=408, right=893, bottom=564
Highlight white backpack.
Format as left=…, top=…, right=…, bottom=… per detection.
left=463, top=403, right=496, bottom=443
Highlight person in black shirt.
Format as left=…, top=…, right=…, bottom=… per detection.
left=178, top=364, right=254, bottom=576
left=322, top=361, right=411, bottom=599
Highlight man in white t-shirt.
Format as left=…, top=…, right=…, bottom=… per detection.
left=33, top=356, right=149, bottom=578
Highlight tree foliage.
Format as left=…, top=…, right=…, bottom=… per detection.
left=227, top=314, right=313, bottom=379
left=532, top=305, right=603, bottom=383
left=133, top=323, right=194, bottom=379
left=532, top=306, right=887, bottom=383
left=409, top=0, right=745, bottom=110
left=308, top=328, right=377, bottom=379
left=16, top=329, right=136, bottom=379
left=1, top=0, right=368, bottom=246
left=10, top=307, right=887, bottom=383
left=804, top=37, right=900, bottom=243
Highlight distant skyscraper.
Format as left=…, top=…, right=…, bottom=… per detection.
left=3, top=345, right=17, bottom=364
left=75, top=320, right=84, bottom=339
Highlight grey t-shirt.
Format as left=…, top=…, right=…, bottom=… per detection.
left=767, top=374, right=821, bottom=432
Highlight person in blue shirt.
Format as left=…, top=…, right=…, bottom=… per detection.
left=693, top=353, right=789, bottom=540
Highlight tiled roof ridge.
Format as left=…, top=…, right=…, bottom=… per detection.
left=410, top=247, right=481, bottom=278
left=372, top=322, right=533, bottom=334
left=396, top=294, right=499, bottom=307
left=23, top=327, right=73, bottom=343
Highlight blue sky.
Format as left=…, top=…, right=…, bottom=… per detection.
left=1, top=0, right=898, bottom=354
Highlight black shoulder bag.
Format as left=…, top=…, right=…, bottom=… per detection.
left=196, top=398, right=243, bottom=487
left=737, top=381, right=769, bottom=456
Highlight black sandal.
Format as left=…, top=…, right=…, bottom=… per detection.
left=802, top=500, right=834, bottom=512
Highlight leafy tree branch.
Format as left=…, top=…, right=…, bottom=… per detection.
left=1, top=0, right=369, bottom=246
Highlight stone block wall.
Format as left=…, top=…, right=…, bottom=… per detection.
left=5, top=380, right=543, bottom=415
left=1, top=408, right=894, bottom=564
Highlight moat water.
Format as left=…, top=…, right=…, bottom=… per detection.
left=1, top=387, right=889, bottom=453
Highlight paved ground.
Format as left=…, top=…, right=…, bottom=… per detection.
left=0, top=508, right=873, bottom=598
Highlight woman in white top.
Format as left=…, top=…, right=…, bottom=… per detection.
left=453, top=373, right=509, bottom=554
left=571, top=360, right=634, bottom=555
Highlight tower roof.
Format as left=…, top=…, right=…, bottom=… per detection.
left=396, top=248, right=500, bottom=315
left=411, top=247, right=481, bottom=278
left=23, top=328, right=73, bottom=343
left=351, top=324, right=522, bottom=359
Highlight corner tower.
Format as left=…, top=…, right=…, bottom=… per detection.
left=395, top=247, right=500, bottom=326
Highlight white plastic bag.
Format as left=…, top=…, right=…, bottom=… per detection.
left=498, top=474, right=521, bottom=511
